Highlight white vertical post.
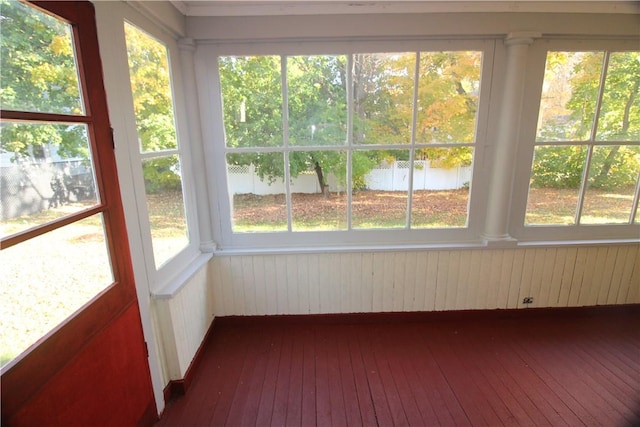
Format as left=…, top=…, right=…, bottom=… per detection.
left=483, top=32, right=540, bottom=244
left=178, top=38, right=216, bottom=252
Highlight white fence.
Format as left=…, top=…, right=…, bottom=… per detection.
left=227, top=160, right=471, bottom=195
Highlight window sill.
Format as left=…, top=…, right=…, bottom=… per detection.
left=516, top=238, right=640, bottom=249
left=152, top=252, right=214, bottom=299
left=211, top=236, right=639, bottom=257
left=212, top=241, right=490, bottom=256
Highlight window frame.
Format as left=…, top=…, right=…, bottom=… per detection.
left=201, top=39, right=496, bottom=250
left=511, top=38, right=640, bottom=243
left=118, top=16, right=202, bottom=292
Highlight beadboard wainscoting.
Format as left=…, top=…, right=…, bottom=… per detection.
left=155, top=264, right=216, bottom=384
left=210, top=245, right=639, bottom=316
left=155, top=244, right=639, bottom=386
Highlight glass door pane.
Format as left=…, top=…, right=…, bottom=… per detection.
left=0, top=0, right=85, bottom=115
left=1, top=122, right=99, bottom=238
left=0, top=213, right=113, bottom=366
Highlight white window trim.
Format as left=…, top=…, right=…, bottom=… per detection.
left=120, top=17, right=203, bottom=291
left=197, top=38, right=497, bottom=251
left=510, top=38, right=640, bottom=243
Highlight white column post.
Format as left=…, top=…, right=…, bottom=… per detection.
left=178, top=38, right=216, bottom=252
left=483, top=32, right=540, bottom=244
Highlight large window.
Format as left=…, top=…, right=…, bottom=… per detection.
left=217, top=48, right=486, bottom=246
left=525, top=50, right=639, bottom=228
left=124, top=22, right=190, bottom=268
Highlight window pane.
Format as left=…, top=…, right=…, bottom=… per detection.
left=227, top=152, right=287, bottom=232
left=142, top=155, right=188, bottom=267
left=525, top=145, right=587, bottom=225
left=536, top=51, right=604, bottom=142
left=0, top=213, right=113, bottom=367
left=411, top=147, right=472, bottom=228
left=288, top=55, right=347, bottom=146
left=125, top=23, right=178, bottom=152
left=352, top=150, right=409, bottom=229
left=1, top=122, right=98, bottom=238
left=291, top=151, right=347, bottom=231
left=353, top=53, right=415, bottom=145
left=0, top=0, right=84, bottom=115
left=219, top=56, right=283, bottom=148
left=416, top=51, right=482, bottom=144
left=581, top=145, right=639, bottom=224
left=596, top=52, right=640, bottom=141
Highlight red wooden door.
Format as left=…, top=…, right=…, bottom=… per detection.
left=0, top=2, right=156, bottom=425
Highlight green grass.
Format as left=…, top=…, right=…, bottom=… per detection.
left=0, top=187, right=635, bottom=366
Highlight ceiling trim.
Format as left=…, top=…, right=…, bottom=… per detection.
left=170, top=1, right=640, bottom=17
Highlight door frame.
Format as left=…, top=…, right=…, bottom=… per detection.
left=1, top=1, right=154, bottom=421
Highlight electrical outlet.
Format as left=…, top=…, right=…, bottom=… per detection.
left=522, top=297, right=534, bottom=304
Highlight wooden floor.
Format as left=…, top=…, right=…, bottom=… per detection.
left=157, top=307, right=640, bottom=426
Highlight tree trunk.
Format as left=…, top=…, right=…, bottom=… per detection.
left=595, top=78, right=638, bottom=185
left=314, top=161, right=330, bottom=198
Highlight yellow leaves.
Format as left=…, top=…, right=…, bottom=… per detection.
left=49, top=34, right=73, bottom=57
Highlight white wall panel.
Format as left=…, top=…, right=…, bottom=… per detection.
left=156, top=263, right=214, bottom=381
left=159, top=243, right=637, bottom=385
left=210, top=245, right=639, bottom=316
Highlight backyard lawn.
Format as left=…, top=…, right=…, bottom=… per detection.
left=1, top=187, right=636, bottom=365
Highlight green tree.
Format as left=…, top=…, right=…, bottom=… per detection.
left=220, top=51, right=481, bottom=194
left=534, top=51, right=640, bottom=189
left=221, top=55, right=350, bottom=196
left=124, top=23, right=181, bottom=192
left=288, top=55, right=348, bottom=195
left=0, top=0, right=86, bottom=160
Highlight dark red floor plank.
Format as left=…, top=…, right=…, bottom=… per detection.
left=357, top=325, right=395, bottom=426
left=461, top=324, right=540, bottom=426
left=401, top=332, right=459, bottom=425
left=575, top=337, right=640, bottom=393
left=313, top=326, right=333, bottom=426
left=554, top=336, right=640, bottom=420
left=336, top=326, right=364, bottom=427
left=520, top=333, right=636, bottom=425
left=410, top=326, right=472, bottom=426
left=235, top=330, right=273, bottom=426
left=156, top=307, right=640, bottom=427
left=444, top=323, right=520, bottom=426
left=347, top=326, right=379, bottom=427
left=157, top=325, right=240, bottom=426
left=207, top=329, right=254, bottom=427
left=384, top=326, right=436, bottom=426
left=300, top=327, right=317, bottom=427
left=370, top=325, right=412, bottom=427
left=254, top=328, right=284, bottom=427
left=509, top=334, right=609, bottom=426
left=284, top=327, right=305, bottom=427
left=424, top=323, right=504, bottom=426
left=326, top=325, right=349, bottom=427
left=467, top=322, right=569, bottom=427
left=268, top=329, right=294, bottom=427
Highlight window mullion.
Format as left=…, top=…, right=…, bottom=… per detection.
left=346, top=54, right=354, bottom=230
left=575, top=145, right=594, bottom=225
left=577, top=52, right=608, bottom=225
left=589, top=51, right=610, bottom=141
left=630, top=174, right=640, bottom=224
left=139, top=150, right=179, bottom=160
left=281, top=55, right=293, bottom=232
left=406, top=51, right=421, bottom=229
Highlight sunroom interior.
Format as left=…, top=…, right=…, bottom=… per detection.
left=0, top=1, right=639, bottom=425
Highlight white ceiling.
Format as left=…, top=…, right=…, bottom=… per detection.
left=169, top=1, right=640, bottom=17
